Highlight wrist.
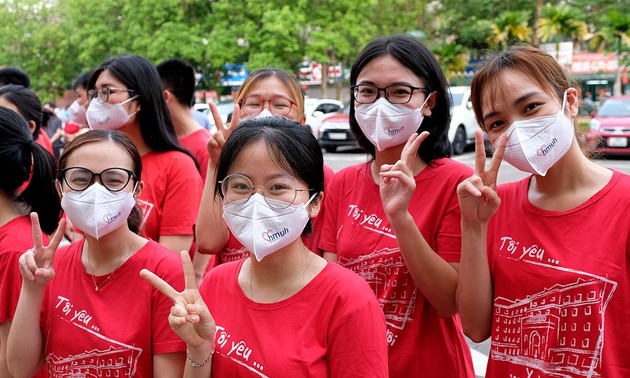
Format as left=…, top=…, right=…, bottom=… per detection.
left=186, top=340, right=215, bottom=368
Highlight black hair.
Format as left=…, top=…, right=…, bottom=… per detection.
left=73, top=71, right=92, bottom=91
left=0, top=84, right=47, bottom=139
left=58, top=130, right=144, bottom=234
left=349, top=34, right=452, bottom=163
left=214, top=118, right=324, bottom=235
left=88, top=55, right=196, bottom=165
left=156, top=58, right=196, bottom=107
left=0, top=67, right=31, bottom=88
left=0, top=106, right=61, bottom=234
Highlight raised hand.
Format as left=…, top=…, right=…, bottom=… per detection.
left=457, top=129, right=506, bottom=223
left=19, top=212, right=66, bottom=285
left=207, top=101, right=241, bottom=164
left=379, top=132, right=429, bottom=220
left=140, top=251, right=216, bottom=349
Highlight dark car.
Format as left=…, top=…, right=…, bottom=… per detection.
left=586, top=95, right=630, bottom=156
left=318, top=106, right=359, bottom=152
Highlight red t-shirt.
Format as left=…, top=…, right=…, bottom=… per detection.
left=205, top=164, right=335, bottom=272
left=199, top=259, right=388, bottom=377
left=179, top=128, right=211, bottom=181
left=35, top=132, right=54, bottom=155
left=0, top=216, right=46, bottom=323
left=318, top=159, right=475, bottom=378
left=484, top=170, right=630, bottom=378
left=40, top=239, right=185, bottom=376
left=137, top=151, right=202, bottom=242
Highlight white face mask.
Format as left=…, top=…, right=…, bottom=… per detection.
left=354, top=94, right=431, bottom=151
left=494, top=91, right=574, bottom=176
left=61, top=182, right=137, bottom=240
left=86, top=96, right=138, bottom=130
left=223, top=193, right=315, bottom=262
left=68, top=100, right=87, bottom=125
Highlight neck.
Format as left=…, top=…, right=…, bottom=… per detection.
left=171, top=106, right=202, bottom=138
left=249, top=240, right=307, bottom=282
left=0, top=192, right=21, bottom=227
left=371, top=146, right=426, bottom=183
left=82, top=227, right=143, bottom=271
left=120, top=121, right=151, bottom=155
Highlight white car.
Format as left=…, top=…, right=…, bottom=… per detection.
left=304, top=98, right=344, bottom=135
left=448, top=86, right=478, bottom=155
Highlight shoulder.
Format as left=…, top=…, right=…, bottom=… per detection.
left=318, top=263, right=376, bottom=302
left=330, top=162, right=370, bottom=185
left=142, top=151, right=201, bottom=177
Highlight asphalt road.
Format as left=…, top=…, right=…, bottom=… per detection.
left=322, top=147, right=630, bottom=377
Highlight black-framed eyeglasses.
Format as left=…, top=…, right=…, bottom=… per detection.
left=238, top=95, right=297, bottom=117
left=60, top=167, right=136, bottom=192
left=219, top=173, right=312, bottom=210
left=88, top=87, right=136, bottom=103
left=351, top=84, right=427, bottom=105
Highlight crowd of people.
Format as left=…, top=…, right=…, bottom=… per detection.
left=0, top=34, right=628, bottom=378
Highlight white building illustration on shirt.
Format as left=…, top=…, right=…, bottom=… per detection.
left=339, top=247, right=417, bottom=330
left=492, top=260, right=617, bottom=377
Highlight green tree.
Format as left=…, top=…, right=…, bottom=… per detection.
left=488, top=10, right=532, bottom=49
left=537, top=5, right=587, bottom=61
left=589, top=10, right=630, bottom=95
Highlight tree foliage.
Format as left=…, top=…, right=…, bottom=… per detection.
left=0, top=0, right=628, bottom=100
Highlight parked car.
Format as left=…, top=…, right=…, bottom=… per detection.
left=318, top=105, right=359, bottom=152
left=586, top=95, right=630, bottom=156
left=304, top=98, right=344, bottom=135
left=448, top=86, right=478, bottom=155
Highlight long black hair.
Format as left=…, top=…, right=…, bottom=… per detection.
left=0, top=84, right=50, bottom=139
left=349, top=34, right=452, bottom=164
left=88, top=55, right=196, bottom=165
left=0, top=106, right=61, bottom=234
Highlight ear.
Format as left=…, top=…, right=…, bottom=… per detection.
left=422, top=91, right=437, bottom=117
left=565, top=87, right=579, bottom=118
left=133, top=180, right=144, bottom=200
left=307, top=192, right=324, bottom=219
left=28, top=120, right=37, bottom=134
left=163, top=90, right=172, bottom=103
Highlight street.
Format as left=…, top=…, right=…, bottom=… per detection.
left=322, top=147, right=630, bottom=377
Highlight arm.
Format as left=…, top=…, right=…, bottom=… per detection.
left=159, top=235, right=194, bottom=255
left=323, top=251, right=337, bottom=263
left=7, top=214, right=65, bottom=377
left=0, top=322, right=11, bottom=378
left=140, top=251, right=216, bottom=378
left=153, top=352, right=185, bottom=376
left=195, top=102, right=241, bottom=254
left=379, top=133, right=459, bottom=317
left=455, top=130, right=505, bottom=342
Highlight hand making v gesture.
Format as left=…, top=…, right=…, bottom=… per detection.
left=206, top=101, right=241, bottom=164
left=457, top=129, right=507, bottom=223
left=140, top=251, right=216, bottom=349
left=379, top=132, right=430, bottom=220
left=18, top=212, right=66, bottom=286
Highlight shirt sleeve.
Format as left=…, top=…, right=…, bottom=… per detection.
left=159, top=154, right=203, bottom=236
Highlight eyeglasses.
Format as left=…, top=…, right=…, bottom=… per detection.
left=88, top=87, right=136, bottom=103
left=219, top=173, right=312, bottom=210
left=60, top=167, right=136, bottom=192
left=238, top=95, right=297, bottom=117
left=351, top=84, right=427, bottom=105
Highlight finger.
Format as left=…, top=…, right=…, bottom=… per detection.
left=230, top=102, right=241, bottom=128
left=179, top=250, right=198, bottom=290
left=30, top=212, right=44, bottom=249
left=473, top=129, right=487, bottom=175
left=140, top=269, right=179, bottom=301
left=401, top=132, right=429, bottom=167
left=379, top=164, right=394, bottom=173
left=35, top=268, right=55, bottom=281
left=208, top=102, right=225, bottom=132
left=19, top=250, right=36, bottom=281
left=47, top=218, right=66, bottom=250
left=487, top=133, right=506, bottom=177
left=457, top=179, right=482, bottom=198
left=480, top=186, right=501, bottom=211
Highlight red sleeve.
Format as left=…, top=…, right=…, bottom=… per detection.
left=160, top=154, right=203, bottom=236
left=0, top=250, right=22, bottom=323
left=35, top=132, right=54, bottom=155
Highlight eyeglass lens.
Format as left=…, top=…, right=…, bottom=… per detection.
left=240, top=95, right=294, bottom=117
left=64, top=167, right=132, bottom=192
left=353, top=84, right=422, bottom=104
left=220, top=173, right=304, bottom=209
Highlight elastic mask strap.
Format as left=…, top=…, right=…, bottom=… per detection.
left=561, top=90, right=568, bottom=114
left=419, top=92, right=432, bottom=113
left=303, top=192, right=319, bottom=208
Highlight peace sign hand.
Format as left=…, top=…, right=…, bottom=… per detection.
left=379, top=132, right=429, bottom=221
left=18, top=213, right=66, bottom=286
left=140, top=251, right=216, bottom=349
left=457, top=129, right=506, bottom=223
left=207, top=101, right=241, bottom=164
